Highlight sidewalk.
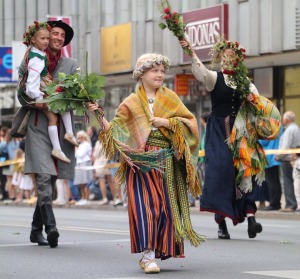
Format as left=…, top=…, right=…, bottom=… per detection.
left=190, top=206, right=300, bottom=221
left=0, top=199, right=299, bottom=221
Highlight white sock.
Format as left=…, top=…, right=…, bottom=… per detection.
left=143, top=249, right=157, bottom=268
left=143, top=249, right=155, bottom=260
left=246, top=213, right=254, bottom=218
left=48, top=126, right=61, bottom=151
left=61, top=112, right=74, bottom=135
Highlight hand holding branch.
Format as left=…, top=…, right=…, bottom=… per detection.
left=86, top=102, right=108, bottom=132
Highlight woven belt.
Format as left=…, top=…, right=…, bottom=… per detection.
left=146, top=130, right=170, bottom=148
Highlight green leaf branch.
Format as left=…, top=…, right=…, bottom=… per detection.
left=37, top=53, right=105, bottom=121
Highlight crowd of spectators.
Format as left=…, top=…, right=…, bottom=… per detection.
left=0, top=125, right=127, bottom=208
left=1, top=112, right=300, bottom=213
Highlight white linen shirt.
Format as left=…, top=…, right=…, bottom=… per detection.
left=25, top=46, right=47, bottom=101
left=191, top=55, right=259, bottom=94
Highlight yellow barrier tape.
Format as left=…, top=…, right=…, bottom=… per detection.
left=0, top=158, right=120, bottom=169
left=1, top=148, right=300, bottom=168
left=197, top=149, right=300, bottom=157
left=0, top=158, right=25, bottom=167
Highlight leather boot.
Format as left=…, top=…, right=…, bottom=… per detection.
left=41, top=204, right=59, bottom=248
left=247, top=216, right=263, bottom=238
left=218, top=220, right=230, bottom=239
left=30, top=203, right=49, bottom=246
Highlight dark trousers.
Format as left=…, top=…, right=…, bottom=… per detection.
left=265, top=166, right=282, bottom=209
left=281, top=161, right=297, bottom=209
left=31, top=174, right=57, bottom=234
left=0, top=168, right=8, bottom=200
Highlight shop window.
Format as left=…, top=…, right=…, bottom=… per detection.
left=284, top=65, right=300, bottom=124
left=253, top=67, right=273, bottom=98
left=284, top=66, right=300, bottom=97
left=285, top=98, right=300, bottom=125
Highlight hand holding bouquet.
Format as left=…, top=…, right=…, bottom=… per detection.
left=159, top=0, right=193, bottom=56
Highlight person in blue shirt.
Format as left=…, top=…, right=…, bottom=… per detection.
left=0, top=129, right=20, bottom=201
left=260, top=127, right=283, bottom=210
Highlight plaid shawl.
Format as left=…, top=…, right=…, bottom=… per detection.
left=99, top=85, right=201, bottom=196
left=227, top=93, right=281, bottom=194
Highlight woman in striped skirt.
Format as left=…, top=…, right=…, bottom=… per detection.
left=88, top=53, right=204, bottom=274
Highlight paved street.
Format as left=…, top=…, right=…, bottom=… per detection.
left=0, top=204, right=299, bottom=279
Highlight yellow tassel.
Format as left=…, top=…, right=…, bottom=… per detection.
left=170, top=118, right=201, bottom=197
left=169, top=118, right=185, bottom=158
left=185, top=228, right=206, bottom=247
left=115, top=160, right=127, bottom=187
left=174, top=220, right=186, bottom=242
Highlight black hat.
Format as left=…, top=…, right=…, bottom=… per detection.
left=47, top=20, right=74, bottom=46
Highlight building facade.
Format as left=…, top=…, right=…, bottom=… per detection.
left=0, top=0, right=300, bottom=128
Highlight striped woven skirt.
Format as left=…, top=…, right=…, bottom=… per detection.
left=126, top=130, right=184, bottom=259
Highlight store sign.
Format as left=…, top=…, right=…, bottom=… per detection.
left=47, top=16, right=73, bottom=58
left=182, top=4, right=228, bottom=63
left=101, top=22, right=132, bottom=74
left=0, top=47, right=13, bottom=83
left=175, top=74, right=195, bottom=96
left=0, top=88, right=15, bottom=109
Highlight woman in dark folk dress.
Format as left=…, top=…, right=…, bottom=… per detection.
left=180, top=37, right=281, bottom=240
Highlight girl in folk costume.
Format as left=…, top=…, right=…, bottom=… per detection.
left=13, top=148, right=34, bottom=203
left=73, top=130, right=93, bottom=205
left=0, top=130, right=20, bottom=201
left=18, top=21, right=78, bottom=163
left=88, top=53, right=204, bottom=274
left=179, top=37, right=281, bottom=239
left=12, top=148, right=24, bottom=202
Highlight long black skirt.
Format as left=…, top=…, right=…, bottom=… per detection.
left=200, top=114, right=257, bottom=225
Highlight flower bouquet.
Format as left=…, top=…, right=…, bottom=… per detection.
left=158, top=0, right=192, bottom=55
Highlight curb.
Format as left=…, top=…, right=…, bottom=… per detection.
left=189, top=206, right=300, bottom=220
left=1, top=201, right=300, bottom=221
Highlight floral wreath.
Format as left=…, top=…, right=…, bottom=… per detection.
left=23, top=21, right=51, bottom=47
left=209, top=35, right=247, bottom=65
left=132, top=53, right=170, bottom=81
left=209, top=35, right=250, bottom=100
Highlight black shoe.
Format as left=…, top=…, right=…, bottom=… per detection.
left=40, top=204, right=59, bottom=248
left=247, top=216, right=262, bottom=238
left=218, top=220, right=230, bottom=239
left=30, top=231, right=49, bottom=246
left=260, top=206, right=280, bottom=211
left=47, top=228, right=59, bottom=248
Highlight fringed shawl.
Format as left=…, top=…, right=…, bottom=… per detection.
left=99, top=85, right=201, bottom=197
left=226, top=93, right=281, bottom=193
